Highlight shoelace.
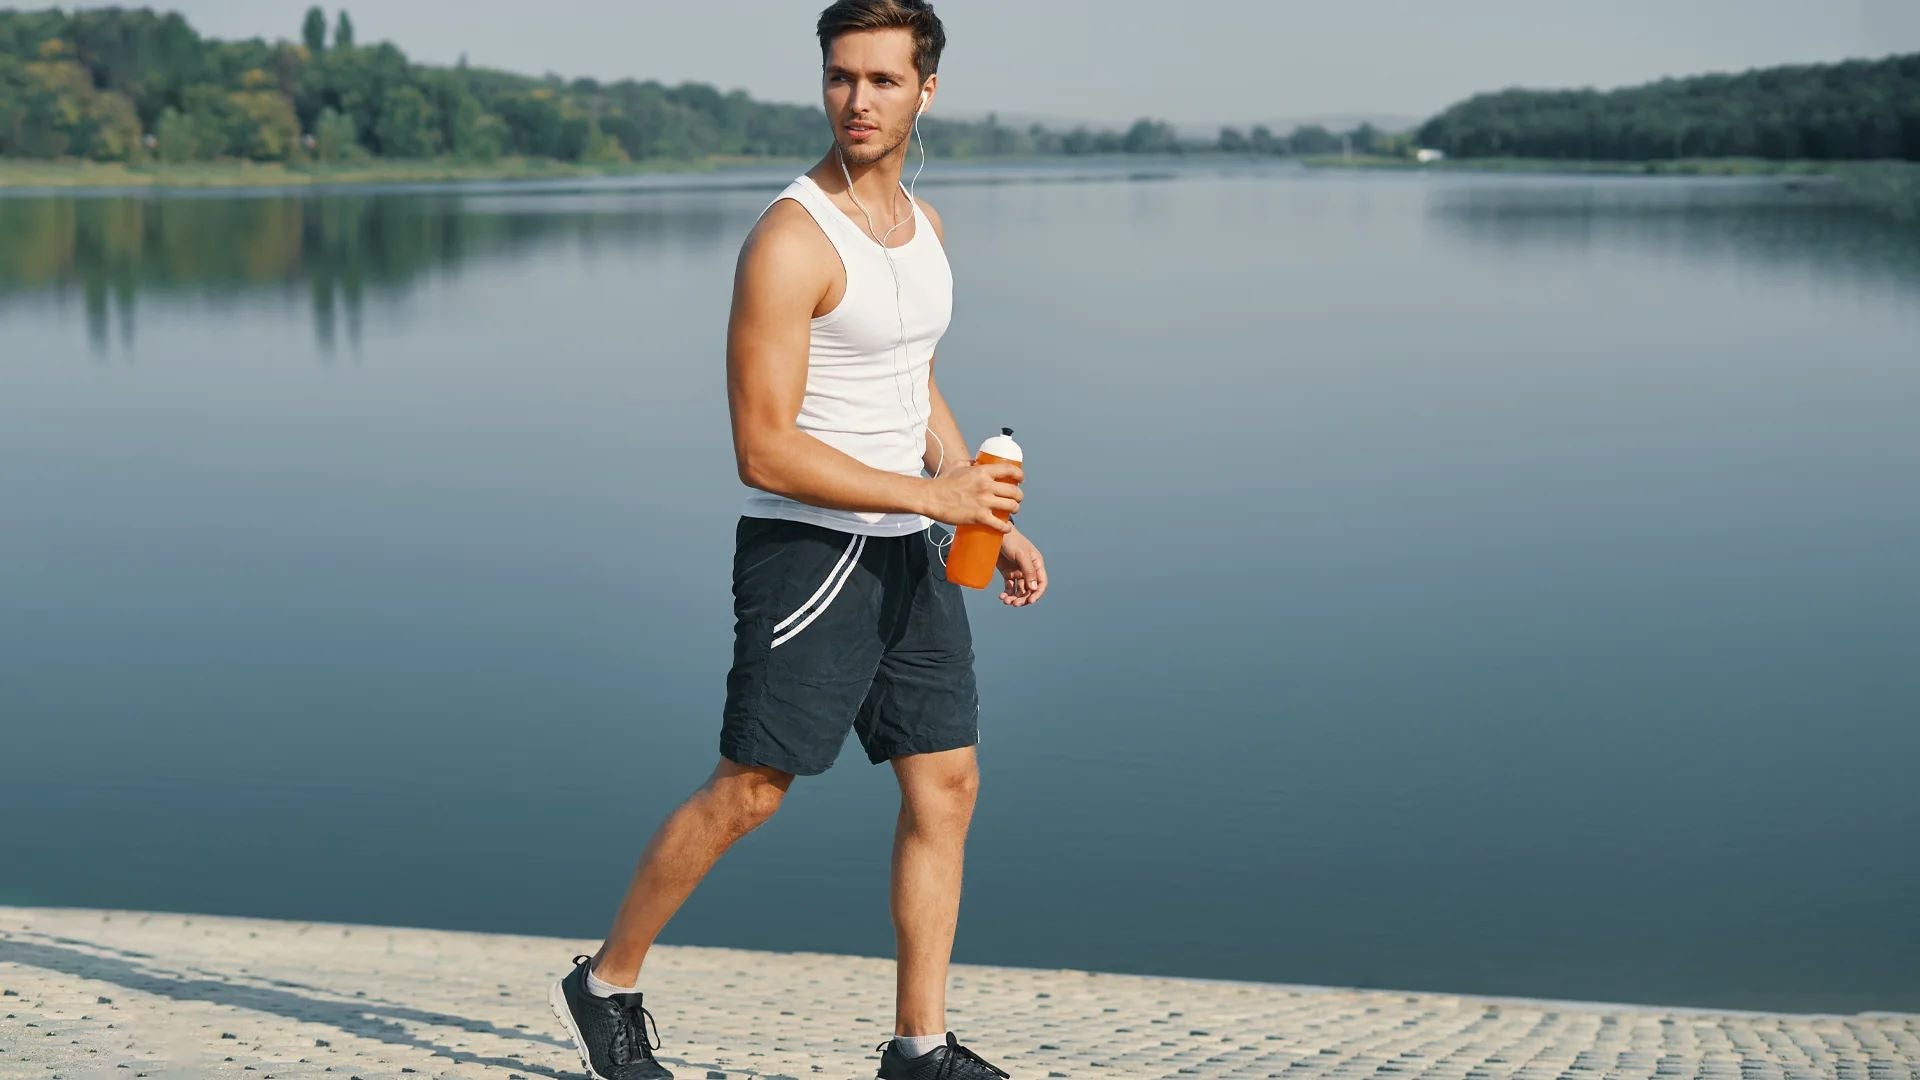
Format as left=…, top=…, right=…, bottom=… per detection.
left=874, top=1033, right=1010, bottom=1079
left=608, top=994, right=662, bottom=1067
left=571, top=955, right=662, bottom=1067
left=938, top=1036, right=1010, bottom=1080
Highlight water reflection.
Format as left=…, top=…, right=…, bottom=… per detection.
left=11, top=173, right=1914, bottom=361
left=1423, top=177, right=1920, bottom=292
left=0, top=191, right=738, bottom=354
left=4, top=164, right=1918, bottom=1011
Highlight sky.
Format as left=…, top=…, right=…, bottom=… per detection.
left=13, top=0, right=1920, bottom=129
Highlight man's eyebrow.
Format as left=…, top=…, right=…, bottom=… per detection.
left=825, top=64, right=908, bottom=81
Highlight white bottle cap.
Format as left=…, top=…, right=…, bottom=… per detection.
left=977, top=427, right=1023, bottom=462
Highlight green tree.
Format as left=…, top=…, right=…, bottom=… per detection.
left=975, top=111, right=1019, bottom=156
left=83, top=85, right=141, bottom=160
left=492, top=86, right=577, bottom=158
left=1218, top=126, right=1247, bottom=153
left=1122, top=118, right=1177, bottom=154
left=1418, top=53, right=1920, bottom=162
left=301, top=7, right=326, bottom=56
left=1059, top=126, right=1095, bottom=154
left=301, top=39, right=408, bottom=148
left=1, top=43, right=144, bottom=160
left=229, top=86, right=299, bottom=159
left=582, top=117, right=627, bottom=164
left=177, top=82, right=238, bottom=156
left=443, top=93, right=504, bottom=161
left=15, top=5, right=1676, bottom=169
left=313, top=105, right=360, bottom=162
left=155, top=105, right=218, bottom=161
left=1288, top=124, right=1339, bottom=154
left=373, top=83, right=438, bottom=156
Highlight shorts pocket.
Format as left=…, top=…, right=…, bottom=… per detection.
left=770, top=533, right=866, bottom=649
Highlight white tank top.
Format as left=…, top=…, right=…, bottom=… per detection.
left=740, top=173, right=954, bottom=536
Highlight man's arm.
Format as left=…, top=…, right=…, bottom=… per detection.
left=728, top=204, right=932, bottom=517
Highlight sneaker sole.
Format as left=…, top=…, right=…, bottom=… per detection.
left=548, top=977, right=615, bottom=1080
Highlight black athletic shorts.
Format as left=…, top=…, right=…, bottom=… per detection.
left=719, top=515, right=980, bottom=776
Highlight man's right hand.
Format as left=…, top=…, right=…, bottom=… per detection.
left=922, top=462, right=1023, bottom=533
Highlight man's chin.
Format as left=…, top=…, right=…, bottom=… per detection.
left=835, top=138, right=900, bottom=166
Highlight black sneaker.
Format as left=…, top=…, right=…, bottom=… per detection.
left=875, top=1032, right=1011, bottom=1079
left=549, top=954, right=673, bottom=1080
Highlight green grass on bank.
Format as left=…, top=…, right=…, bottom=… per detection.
left=0, top=154, right=752, bottom=189
left=1302, top=155, right=1920, bottom=221
left=1830, top=162, right=1920, bottom=222
left=8, top=152, right=1916, bottom=223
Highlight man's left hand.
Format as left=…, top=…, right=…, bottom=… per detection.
left=995, top=526, right=1048, bottom=607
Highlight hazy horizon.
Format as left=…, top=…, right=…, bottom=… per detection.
left=6, top=0, right=1919, bottom=130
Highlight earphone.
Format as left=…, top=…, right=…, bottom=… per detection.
left=837, top=86, right=957, bottom=568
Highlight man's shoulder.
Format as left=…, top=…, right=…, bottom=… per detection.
left=917, top=196, right=945, bottom=243
left=752, top=195, right=829, bottom=244
left=739, top=197, right=836, bottom=271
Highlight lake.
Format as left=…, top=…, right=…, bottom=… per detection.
left=3, top=160, right=1916, bottom=1015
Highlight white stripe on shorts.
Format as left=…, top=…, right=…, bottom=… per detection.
left=771, top=533, right=865, bottom=648
left=768, top=530, right=867, bottom=641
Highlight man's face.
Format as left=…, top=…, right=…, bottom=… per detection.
left=823, top=28, right=930, bottom=166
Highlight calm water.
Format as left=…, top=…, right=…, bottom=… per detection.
left=3, top=161, right=1917, bottom=1014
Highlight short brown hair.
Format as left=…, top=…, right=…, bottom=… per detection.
left=816, top=0, right=946, bottom=86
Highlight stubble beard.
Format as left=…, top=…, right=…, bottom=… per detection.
left=836, top=122, right=911, bottom=169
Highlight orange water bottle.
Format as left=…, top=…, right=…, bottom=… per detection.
left=945, top=428, right=1024, bottom=589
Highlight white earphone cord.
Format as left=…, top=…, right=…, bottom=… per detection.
left=837, top=99, right=957, bottom=569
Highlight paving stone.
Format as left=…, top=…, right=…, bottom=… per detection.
left=2, top=907, right=1917, bottom=1079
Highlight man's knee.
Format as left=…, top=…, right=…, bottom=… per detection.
left=708, top=759, right=793, bottom=834
left=903, top=758, right=980, bottom=822
left=940, top=763, right=980, bottom=805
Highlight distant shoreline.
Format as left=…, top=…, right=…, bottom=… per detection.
left=4, top=154, right=1915, bottom=224
left=0, top=153, right=1178, bottom=193
left=1301, top=155, right=1920, bottom=221
left=0, top=154, right=810, bottom=192
left=1301, top=153, right=1845, bottom=177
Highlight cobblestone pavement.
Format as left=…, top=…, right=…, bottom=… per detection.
left=1, top=907, right=1915, bottom=1080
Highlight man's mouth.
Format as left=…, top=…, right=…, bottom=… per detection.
left=846, top=121, right=879, bottom=140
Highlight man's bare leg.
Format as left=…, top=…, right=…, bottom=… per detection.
left=888, top=745, right=980, bottom=1037
left=590, top=758, right=795, bottom=984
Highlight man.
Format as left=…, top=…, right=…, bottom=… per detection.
left=549, top=3, right=1047, bottom=1078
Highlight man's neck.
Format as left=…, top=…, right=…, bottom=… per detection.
left=819, top=146, right=908, bottom=218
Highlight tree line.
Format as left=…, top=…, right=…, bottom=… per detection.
left=0, top=6, right=1309, bottom=166
left=0, top=7, right=768, bottom=164
left=10, top=7, right=1911, bottom=169
left=0, top=6, right=1402, bottom=166
left=1416, top=53, right=1920, bottom=161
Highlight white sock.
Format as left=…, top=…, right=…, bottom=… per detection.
left=586, top=965, right=640, bottom=999
left=893, top=1033, right=947, bottom=1058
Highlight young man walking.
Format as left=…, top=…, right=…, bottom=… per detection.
left=550, top=3, right=1048, bottom=1078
